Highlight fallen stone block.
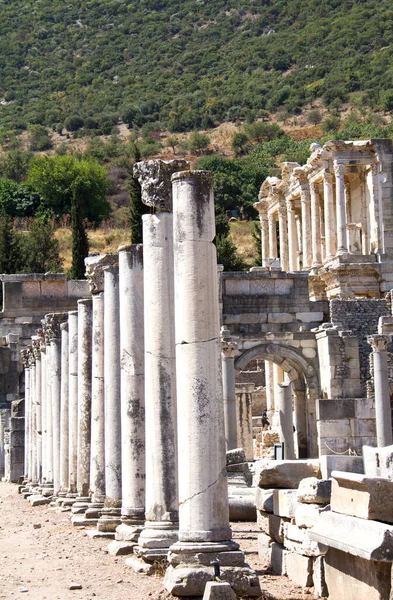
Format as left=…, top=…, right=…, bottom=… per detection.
left=257, top=510, right=287, bottom=543
left=283, top=524, right=327, bottom=558
left=363, top=445, right=393, bottom=480
left=202, top=582, right=237, bottom=600
left=229, top=494, right=256, bottom=521
left=309, top=510, right=393, bottom=561
left=285, top=552, right=313, bottom=587
left=270, top=542, right=287, bottom=575
left=331, top=470, right=393, bottom=523
left=254, top=459, right=321, bottom=489
left=295, top=503, right=329, bottom=529
left=324, top=547, right=391, bottom=600
left=255, top=488, right=274, bottom=513
left=273, top=489, right=298, bottom=518
left=313, top=556, right=328, bottom=598
left=296, top=477, right=331, bottom=504
left=107, top=540, right=137, bottom=556
left=320, top=454, right=363, bottom=479
left=28, top=495, right=52, bottom=507
left=258, top=532, right=272, bottom=563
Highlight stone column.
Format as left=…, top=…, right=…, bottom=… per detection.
left=40, top=343, right=47, bottom=485
left=130, top=159, right=187, bottom=568
left=253, top=199, right=269, bottom=267
left=97, top=265, right=122, bottom=533
left=32, top=336, right=42, bottom=483
left=300, top=185, right=312, bottom=270
left=59, top=321, right=69, bottom=494
left=68, top=311, right=78, bottom=495
left=111, top=245, right=145, bottom=549
left=323, top=168, right=336, bottom=259
left=43, top=327, right=53, bottom=488
left=21, top=350, right=30, bottom=480
left=359, top=169, right=369, bottom=254
left=221, top=327, right=238, bottom=452
left=277, top=382, right=295, bottom=460
left=278, top=202, right=289, bottom=271
left=85, top=255, right=118, bottom=519
left=29, top=350, right=38, bottom=485
left=286, top=199, right=298, bottom=272
left=165, top=170, right=260, bottom=598
left=334, top=162, right=348, bottom=254
left=235, top=383, right=255, bottom=461
left=45, top=313, right=68, bottom=496
left=368, top=335, right=393, bottom=447
left=265, top=360, right=274, bottom=421
left=310, top=181, right=322, bottom=267
left=76, top=298, right=93, bottom=500
left=268, top=211, right=277, bottom=259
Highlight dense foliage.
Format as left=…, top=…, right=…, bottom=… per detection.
left=2, top=0, right=393, bottom=133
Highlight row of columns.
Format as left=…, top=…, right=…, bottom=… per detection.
left=20, top=161, right=260, bottom=598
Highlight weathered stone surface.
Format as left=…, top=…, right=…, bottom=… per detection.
left=283, top=523, right=327, bottom=557
left=226, top=448, right=246, bottom=465
left=270, top=542, right=287, bottom=576
left=229, top=494, right=256, bottom=521
left=107, top=540, right=137, bottom=556
left=295, top=503, right=329, bottom=529
left=164, top=565, right=261, bottom=597
left=202, top=582, right=237, bottom=600
left=296, top=477, right=331, bottom=504
left=363, top=445, right=393, bottom=480
left=255, top=488, right=274, bottom=513
left=257, top=510, right=287, bottom=544
left=285, top=552, right=314, bottom=587
left=273, top=489, right=298, bottom=518
left=309, top=510, right=393, bottom=561
left=313, top=556, right=328, bottom=598
left=331, top=471, right=393, bottom=523
left=257, top=532, right=272, bottom=563
left=324, top=547, right=391, bottom=600
left=255, top=459, right=321, bottom=489
left=320, top=454, right=364, bottom=479
left=134, top=159, right=189, bottom=211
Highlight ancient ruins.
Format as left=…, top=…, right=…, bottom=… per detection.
left=2, top=141, right=393, bottom=599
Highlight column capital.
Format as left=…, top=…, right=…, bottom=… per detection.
left=220, top=326, right=237, bottom=359
left=300, top=184, right=311, bottom=204
left=134, top=159, right=189, bottom=211
left=32, top=335, right=43, bottom=360
left=85, top=253, right=118, bottom=294
left=253, top=199, right=268, bottom=219
left=368, top=334, right=391, bottom=353
left=310, top=181, right=321, bottom=195
left=333, top=162, right=345, bottom=178
left=43, top=312, right=68, bottom=342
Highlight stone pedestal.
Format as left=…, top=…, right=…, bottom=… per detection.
left=97, top=265, right=122, bottom=533
left=130, top=159, right=187, bottom=567
left=164, top=171, right=260, bottom=598
left=110, top=245, right=145, bottom=552
left=277, top=383, right=295, bottom=460
left=368, top=334, right=393, bottom=447
left=221, top=328, right=238, bottom=453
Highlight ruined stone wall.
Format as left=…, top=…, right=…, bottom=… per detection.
left=329, top=299, right=390, bottom=391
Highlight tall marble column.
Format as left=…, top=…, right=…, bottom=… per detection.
left=110, top=245, right=145, bottom=551
left=32, top=336, right=42, bottom=483
left=277, top=382, right=295, bottom=460
left=323, top=168, right=336, bottom=259
left=43, top=326, right=53, bottom=488
left=268, top=212, right=277, bottom=259
left=300, top=185, right=312, bottom=270
left=165, top=171, right=260, bottom=598
left=286, top=199, right=298, bottom=272
left=40, top=342, right=48, bottom=485
left=45, top=313, right=68, bottom=496
left=278, top=202, right=289, bottom=271
left=29, top=350, right=38, bottom=485
left=265, top=360, right=274, bottom=421
left=310, top=181, right=322, bottom=267
left=21, top=350, right=30, bottom=480
left=253, top=199, right=269, bottom=267
left=97, top=264, right=122, bottom=533
left=334, top=162, right=348, bottom=254
left=68, top=311, right=78, bottom=495
left=368, top=335, right=393, bottom=447
left=235, top=383, right=255, bottom=461
left=359, top=170, right=369, bottom=254
left=59, top=321, right=69, bottom=494
left=130, top=159, right=187, bottom=568
left=76, top=298, right=93, bottom=499
left=221, top=326, right=238, bottom=452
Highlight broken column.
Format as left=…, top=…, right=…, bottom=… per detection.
left=368, top=334, right=393, bottom=447
left=129, top=159, right=187, bottom=568
left=165, top=170, right=260, bottom=598
left=97, top=264, right=122, bottom=533
left=110, top=245, right=145, bottom=552
left=221, top=326, right=238, bottom=452
left=277, top=382, right=295, bottom=460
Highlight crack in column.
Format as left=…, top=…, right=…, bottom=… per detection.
left=179, top=468, right=226, bottom=506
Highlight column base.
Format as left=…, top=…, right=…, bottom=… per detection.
left=108, top=517, right=145, bottom=556
left=127, top=521, right=179, bottom=573
left=97, top=508, right=122, bottom=532
left=164, top=541, right=261, bottom=597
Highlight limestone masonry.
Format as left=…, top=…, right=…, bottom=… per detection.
left=3, top=143, right=393, bottom=599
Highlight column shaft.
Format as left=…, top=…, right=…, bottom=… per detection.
left=45, top=342, right=53, bottom=485
left=324, top=170, right=336, bottom=259
left=287, top=200, right=298, bottom=272
left=68, top=311, right=78, bottom=493
left=300, top=187, right=312, bottom=269
left=310, top=182, right=322, bottom=267
left=268, top=212, right=277, bottom=259
left=222, top=352, right=237, bottom=452
left=77, top=299, right=93, bottom=498
left=334, top=162, right=347, bottom=254
left=59, top=322, right=69, bottom=493
left=277, top=383, right=295, bottom=460
left=369, top=335, right=393, bottom=447
left=40, top=349, right=47, bottom=483
left=278, top=204, right=289, bottom=271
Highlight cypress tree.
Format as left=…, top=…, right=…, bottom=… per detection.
left=127, top=143, right=149, bottom=244
left=69, top=191, right=89, bottom=279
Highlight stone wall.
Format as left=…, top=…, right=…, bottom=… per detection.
left=330, top=299, right=390, bottom=392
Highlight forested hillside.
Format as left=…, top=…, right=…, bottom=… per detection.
left=1, top=0, right=393, bottom=135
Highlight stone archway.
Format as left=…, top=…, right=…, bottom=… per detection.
left=235, top=342, right=320, bottom=457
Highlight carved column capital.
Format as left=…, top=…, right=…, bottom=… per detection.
left=333, top=162, right=345, bottom=178
left=253, top=199, right=268, bottom=220
left=220, top=326, right=237, bottom=359
left=133, top=159, right=189, bottom=211
left=368, top=334, right=391, bottom=353
left=85, top=253, right=118, bottom=294
left=43, top=313, right=68, bottom=341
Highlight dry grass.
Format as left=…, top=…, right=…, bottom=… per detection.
left=230, top=220, right=258, bottom=266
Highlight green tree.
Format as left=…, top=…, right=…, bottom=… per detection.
left=27, top=155, right=110, bottom=222
left=0, top=150, right=32, bottom=182
left=0, top=215, right=23, bottom=274
left=64, top=115, right=84, bottom=132
left=232, top=132, right=249, bottom=157
left=188, top=131, right=210, bottom=154
left=0, top=178, right=41, bottom=217
left=215, top=235, right=245, bottom=271
left=22, top=220, right=63, bottom=273
left=126, top=144, right=149, bottom=244
left=166, top=135, right=179, bottom=154
left=69, top=190, right=89, bottom=280
left=28, top=125, right=52, bottom=151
